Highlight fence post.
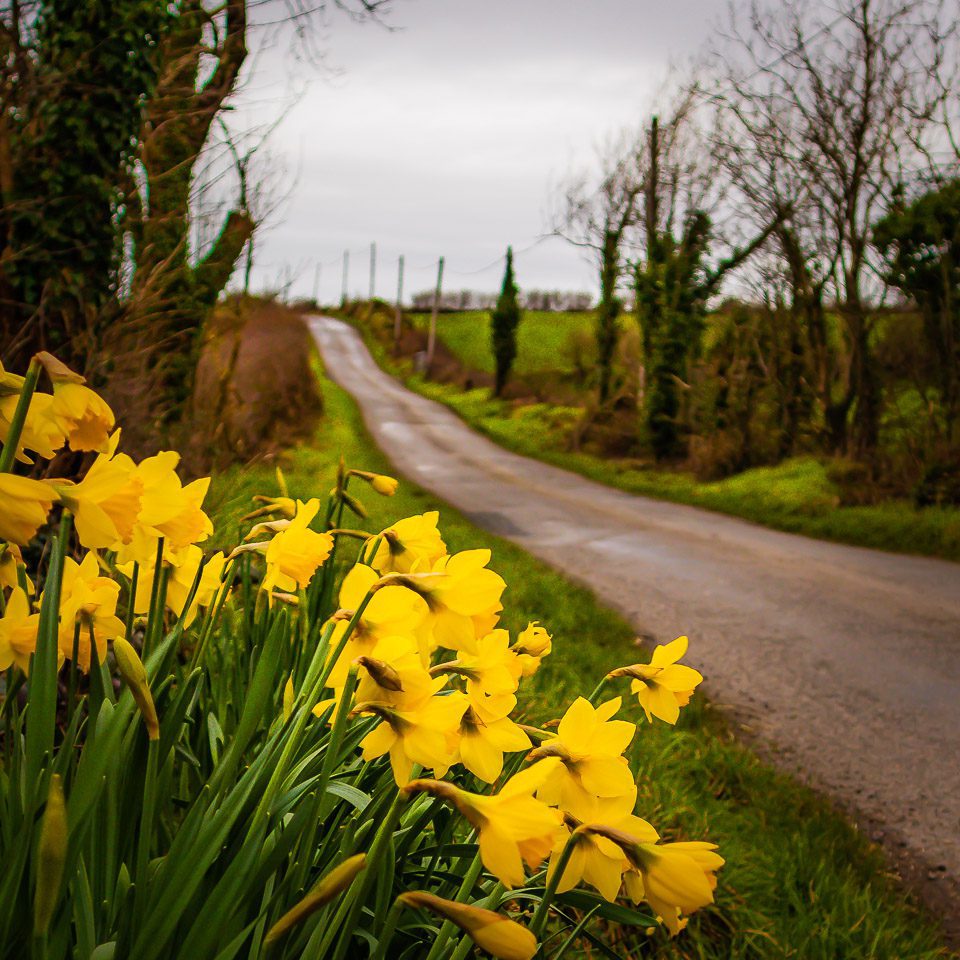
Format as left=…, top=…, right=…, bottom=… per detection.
left=341, top=250, right=350, bottom=306
left=394, top=254, right=405, bottom=350
left=426, top=256, right=444, bottom=370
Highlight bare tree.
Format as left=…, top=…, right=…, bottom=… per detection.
left=712, top=0, right=950, bottom=457
left=552, top=131, right=644, bottom=402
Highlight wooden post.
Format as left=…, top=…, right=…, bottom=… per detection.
left=369, top=242, right=376, bottom=301
left=341, top=250, right=350, bottom=305
left=313, top=262, right=321, bottom=305
left=394, top=254, right=405, bottom=348
left=426, top=256, right=444, bottom=370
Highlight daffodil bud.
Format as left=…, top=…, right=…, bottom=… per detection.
left=34, top=775, right=68, bottom=936
left=34, top=351, right=85, bottom=384
left=338, top=490, right=367, bottom=519
left=398, top=891, right=537, bottom=960
left=371, top=475, right=398, bottom=496
left=283, top=676, right=295, bottom=722
left=355, top=655, right=404, bottom=691
left=113, top=637, right=159, bottom=740
left=264, top=854, right=366, bottom=946
left=241, top=496, right=296, bottom=523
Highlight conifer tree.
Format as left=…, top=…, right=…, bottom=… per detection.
left=490, top=247, right=522, bottom=396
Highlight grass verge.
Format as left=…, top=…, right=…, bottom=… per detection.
left=207, top=361, right=951, bottom=959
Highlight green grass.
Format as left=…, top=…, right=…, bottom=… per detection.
left=408, top=310, right=594, bottom=376
left=208, top=366, right=951, bottom=959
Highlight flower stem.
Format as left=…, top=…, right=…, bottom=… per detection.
left=0, top=356, right=40, bottom=473
left=530, top=830, right=580, bottom=939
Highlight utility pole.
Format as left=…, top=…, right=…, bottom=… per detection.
left=394, top=254, right=405, bottom=349
left=341, top=250, right=350, bottom=306
left=313, top=262, right=321, bottom=305
left=426, top=256, right=444, bottom=370
left=369, top=242, right=376, bottom=301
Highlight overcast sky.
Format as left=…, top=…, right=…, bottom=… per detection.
left=239, top=1, right=724, bottom=302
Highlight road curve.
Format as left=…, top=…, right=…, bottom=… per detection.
left=309, top=314, right=960, bottom=879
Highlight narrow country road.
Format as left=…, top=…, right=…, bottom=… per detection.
left=309, top=315, right=960, bottom=887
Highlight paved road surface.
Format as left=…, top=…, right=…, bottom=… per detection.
left=309, top=315, right=960, bottom=882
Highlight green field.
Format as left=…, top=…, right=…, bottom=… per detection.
left=207, top=362, right=949, bottom=959
left=408, top=310, right=595, bottom=376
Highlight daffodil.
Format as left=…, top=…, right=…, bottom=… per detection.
left=512, top=621, right=552, bottom=677
left=0, top=542, right=29, bottom=592
left=393, top=549, right=507, bottom=654
left=257, top=499, right=332, bottom=595
left=405, top=760, right=564, bottom=888
left=398, top=891, right=537, bottom=960
left=0, top=390, right=65, bottom=463
left=115, top=451, right=213, bottom=564
left=529, top=697, right=637, bottom=822
left=0, top=474, right=59, bottom=545
left=548, top=815, right=658, bottom=903
left=55, top=553, right=125, bottom=670
left=359, top=687, right=468, bottom=784
left=0, top=586, right=40, bottom=673
left=352, top=634, right=436, bottom=709
left=49, top=433, right=143, bottom=551
left=33, top=351, right=115, bottom=453
left=620, top=840, right=724, bottom=935
left=456, top=697, right=531, bottom=783
left=165, top=546, right=226, bottom=625
left=608, top=636, right=703, bottom=725
left=450, top=628, right=523, bottom=699
left=365, top=510, right=446, bottom=574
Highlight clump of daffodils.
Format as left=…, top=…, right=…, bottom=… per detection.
left=0, top=351, right=717, bottom=959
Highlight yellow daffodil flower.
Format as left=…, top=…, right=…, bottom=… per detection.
left=34, top=351, right=115, bottom=453
left=0, top=542, right=29, bottom=592
left=166, top=546, right=226, bottom=625
left=391, top=549, right=507, bottom=654
left=405, top=760, right=564, bottom=888
left=342, top=563, right=429, bottom=639
left=0, top=390, right=66, bottom=463
left=621, top=840, right=724, bottom=935
left=529, top=697, right=637, bottom=823
left=456, top=697, right=531, bottom=783
left=365, top=510, right=446, bottom=574
left=261, top=499, right=333, bottom=595
left=359, top=687, right=467, bottom=784
left=352, top=634, right=436, bottom=709
left=55, top=553, right=125, bottom=670
left=453, top=628, right=523, bottom=699
left=114, top=451, right=213, bottom=564
left=398, top=891, right=537, bottom=960
left=0, top=586, right=40, bottom=673
left=608, top=636, right=703, bottom=725
left=512, top=621, right=552, bottom=677
left=0, top=474, right=59, bottom=545
left=548, top=815, right=658, bottom=903
left=49, top=433, right=143, bottom=551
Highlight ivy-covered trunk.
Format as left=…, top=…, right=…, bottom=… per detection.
left=126, top=0, right=253, bottom=428
left=0, top=0, right=164, bottom=375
